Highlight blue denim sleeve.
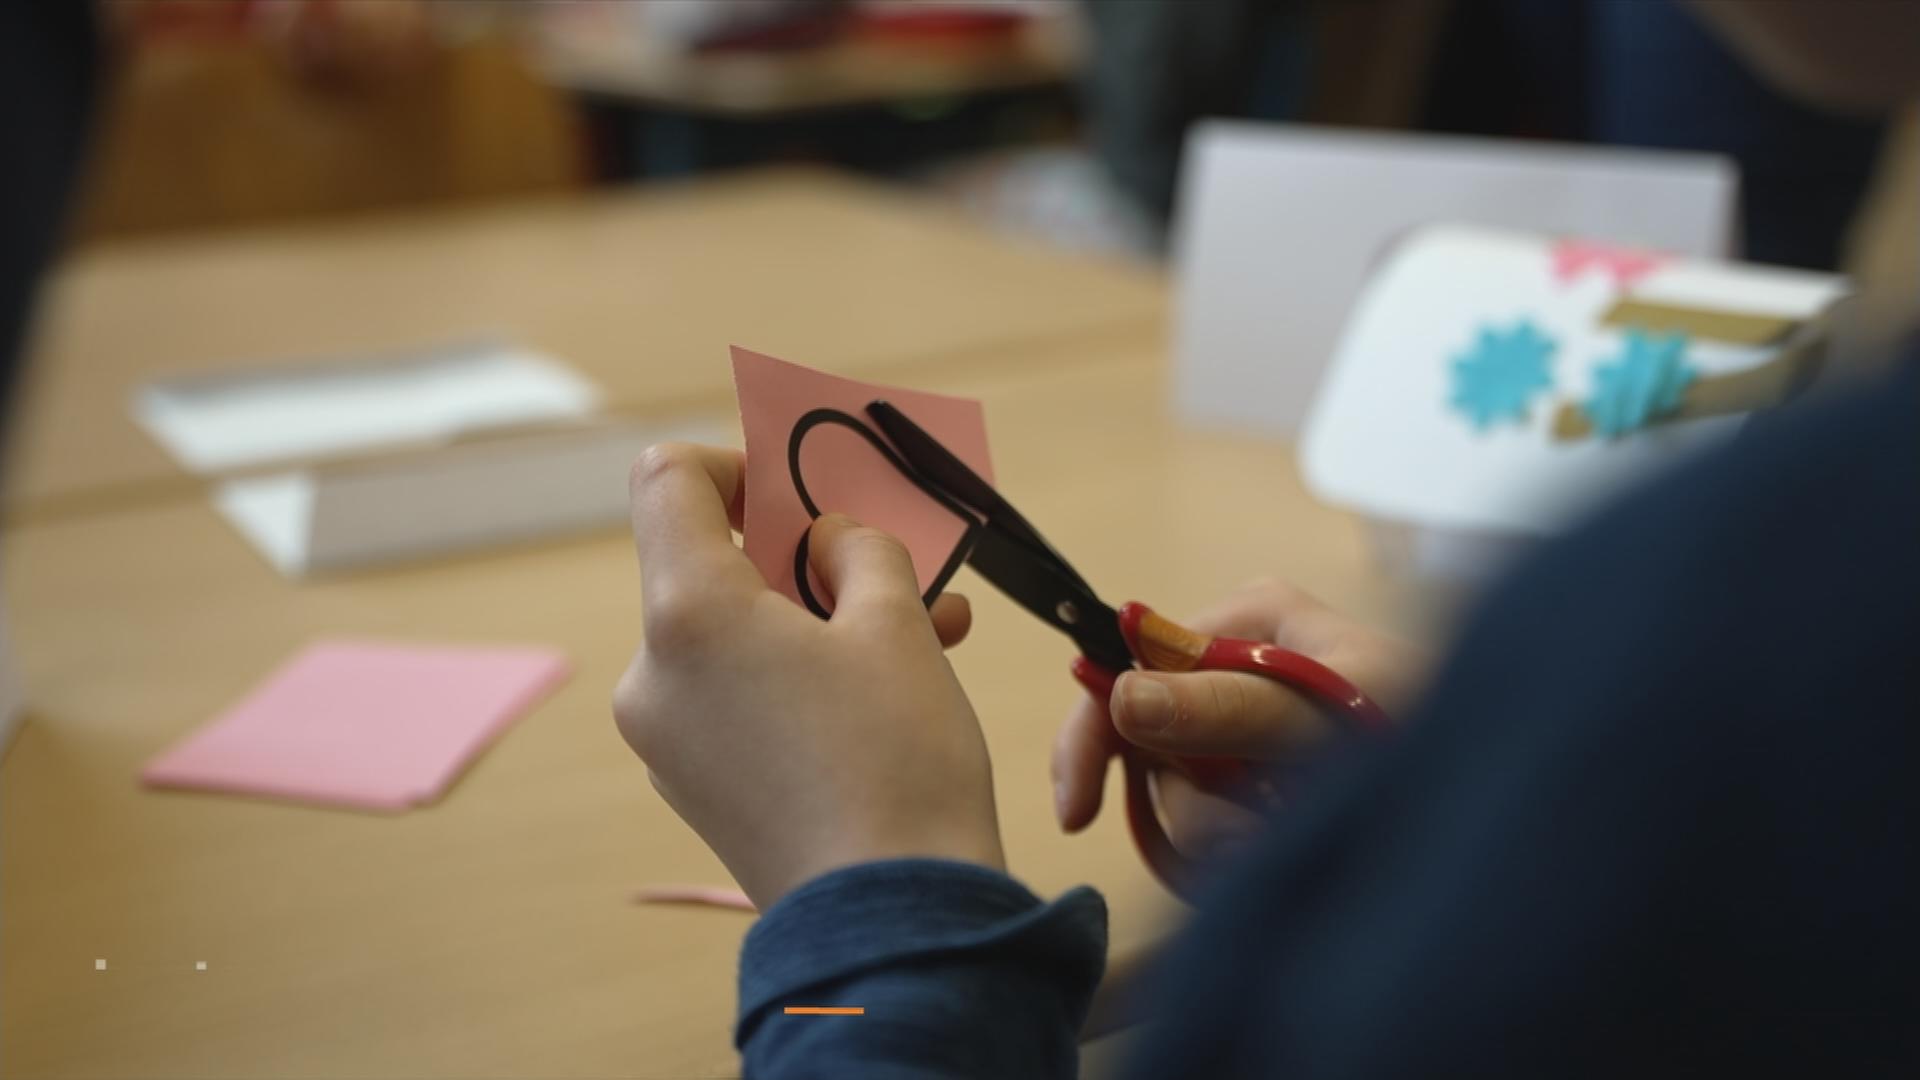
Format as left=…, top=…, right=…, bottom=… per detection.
left=736, top=859, right=1108, bottom=1078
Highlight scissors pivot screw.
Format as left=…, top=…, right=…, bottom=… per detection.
left=1055, top=601, right=1080, bottom=626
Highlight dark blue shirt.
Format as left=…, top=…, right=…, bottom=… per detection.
left=739, top=354, right=1920, bottom=1077
left=738, top=860, right=1106, bottom=1077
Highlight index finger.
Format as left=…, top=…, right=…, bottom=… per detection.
left=1051, top=692, right=1122, bottom=833
left=627, top=443, right=760, bottom=599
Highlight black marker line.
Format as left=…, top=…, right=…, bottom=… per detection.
left=786, top=407, right=978, bottom=620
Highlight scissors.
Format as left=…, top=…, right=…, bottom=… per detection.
left=860, top=400, right=1393, bottom=899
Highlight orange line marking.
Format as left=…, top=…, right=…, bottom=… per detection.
left=783, top=1006, right=865, bottom=1016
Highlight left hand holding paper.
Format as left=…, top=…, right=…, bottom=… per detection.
left=731, top=346, right=995, bottom=615
left=614, top=442, right=1001, bottom=910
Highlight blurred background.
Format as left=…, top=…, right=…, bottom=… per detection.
left=66, top=0, right=1917, bottom=280
left=3, top=3, right=1916, bottom=1077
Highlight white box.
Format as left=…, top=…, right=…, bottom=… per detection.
left=1172, top=121, right=1738, bottom=438
left=1300, top=225, right=1846, bottom=585
left=134, top=340, right=602, bottom=474
left=215, top=418, right=734, bottom=578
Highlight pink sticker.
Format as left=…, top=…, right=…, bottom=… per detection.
left=1550, top=238, right=1666, bottom=289
left=141, top=641, right=569, bottom=811
left=732, top=346, right=993, bottom=614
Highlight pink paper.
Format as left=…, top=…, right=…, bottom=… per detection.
left=141, top=641, right=570, bottom=811
left=732, top=346, right=993, bottom=613
left=632, top=885, right=757, bottom=912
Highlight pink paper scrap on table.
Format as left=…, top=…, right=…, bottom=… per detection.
left=731, top=345, right=994, bottom=613
left=141, top=641, right=570, bottom=811
left=632, top=884, right=757, bottom=912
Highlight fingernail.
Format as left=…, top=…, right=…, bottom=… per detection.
left=818, top=512, right=859, bottom=528
left=1118, top=674, right=1174, bottom=733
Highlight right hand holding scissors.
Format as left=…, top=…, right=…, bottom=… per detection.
left=1052, top=579, right=1428, bottom=867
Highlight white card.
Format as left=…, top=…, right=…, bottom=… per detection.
left=1171, top=121, right=1738, bottom=436
left=214, top=420, right=734, bottom=577
left=134, top=341, right=603, bottom=473
left=1300, top=225, right=1847, bottom=538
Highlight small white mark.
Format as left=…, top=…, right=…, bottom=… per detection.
left=95, top=959, right=107, bottom=971
left=195, top=961, right=208, bottom=972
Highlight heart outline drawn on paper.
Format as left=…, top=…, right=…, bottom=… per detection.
left=785, top=406, right=980, bottom=619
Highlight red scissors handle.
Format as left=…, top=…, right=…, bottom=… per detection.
left=1070, top=601, right=1391, bottom=899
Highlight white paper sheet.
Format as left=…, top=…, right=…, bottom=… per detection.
left=213, top=420, right=734, bottom=577
left=1171, top=122, right=1738, bottom=437
left=135, top=341, right=603, bottom=473
left=212, top=474, right=319, bottom=577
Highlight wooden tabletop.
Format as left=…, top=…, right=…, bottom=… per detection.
left=1, top=169, right=1430, bottom=1077
left=0, top=329, right=1432, bottom=1078
left=6, top=167, right=1162, bottom=519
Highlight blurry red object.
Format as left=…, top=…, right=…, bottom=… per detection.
left=692, top=10, right=848, bottom=54
left=124, top=0, right=259, bottom=40
left=850, top=3, right=1029, bottom=44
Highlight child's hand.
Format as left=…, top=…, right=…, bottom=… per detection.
left=1051, top=579, right=1426, bottom=861
left=613, top=445, right=1001, bottom=911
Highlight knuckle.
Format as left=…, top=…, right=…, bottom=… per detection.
left=1156, top=682, right=1196, bottom=735
left=836, top=529, right=924, bottom=620
left=1210, top=675, right=1254, bottom=723
left=611, top=664, right=660, bottom=757
left=1240, top=575, right=1298, bottom=606
left=628, top=442, right=696, bottom=498
left=642, top=582, right=722, bottom=656
left=1235, top=576, right=1325, bottom=622
left=1187, top=676, right=1236, bottom=733
left=847, top=527, right=911, bottom=565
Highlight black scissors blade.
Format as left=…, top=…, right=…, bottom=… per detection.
left=966, top=527, right=1134, bottom=674
left=866, top=400, right=1094, bottom=592
left=866, top=400, right=1002, bottom=519
left=864, top=400, right=1132, bottom=673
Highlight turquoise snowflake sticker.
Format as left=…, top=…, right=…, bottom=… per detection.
left=1448, top=319, right=1557, bottom=431
left=1582, top=329, right=1696, bottom=438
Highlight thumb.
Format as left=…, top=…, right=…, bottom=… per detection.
left=808, top=513, right=924, bottom=622
left=1110, top=670, right=1332, bottom=760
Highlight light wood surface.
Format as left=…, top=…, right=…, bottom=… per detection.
left=2, top=168, right=1427, bottom=1076
left=1, top=329, right=1428, bottom=1078
left=7, top=167, right=1163, bottom=518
